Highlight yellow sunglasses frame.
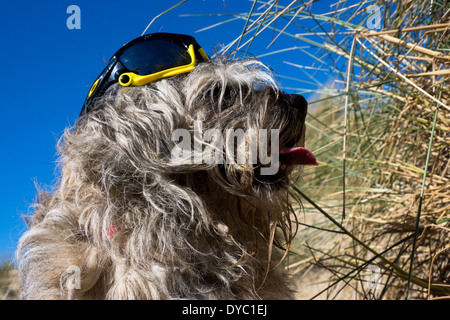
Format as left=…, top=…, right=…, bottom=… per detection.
left=117, top=45, right=209, bottom=87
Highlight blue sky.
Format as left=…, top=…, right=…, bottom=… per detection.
left=0, top=0, right=360, bottom=260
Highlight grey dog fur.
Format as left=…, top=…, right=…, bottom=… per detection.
left=17, top=57, right=308, bottom=299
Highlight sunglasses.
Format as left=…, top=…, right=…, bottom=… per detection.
left=80, top=33, right=209, bottom=115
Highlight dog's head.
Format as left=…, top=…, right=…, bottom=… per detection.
left=74, top=57, right=316, bottom=199
left=181, top=59, right=317, bottom=194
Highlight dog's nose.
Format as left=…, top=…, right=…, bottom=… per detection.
left=280, top=93, right=308, bottom=113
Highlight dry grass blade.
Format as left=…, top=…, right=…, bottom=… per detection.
left=362, top=23, right=450, bottom=37
left=141, top=0, right=190, bottom=36
left=363, top=33, right=450, bottom=60
left=407, top=69, right=450, bottom=78
left=342, top=35, right=357, bottom=221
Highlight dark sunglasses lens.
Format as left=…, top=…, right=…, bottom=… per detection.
left=119, top=39, right=192, bottom=76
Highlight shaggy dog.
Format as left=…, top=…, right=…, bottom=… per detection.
left=17, top=56, right=316, bottom=299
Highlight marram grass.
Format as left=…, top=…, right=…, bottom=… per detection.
left=190, top=0, right=450, bottom=299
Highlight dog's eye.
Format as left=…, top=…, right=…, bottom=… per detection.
left=210, top=85, right=236, bottom=110
left=211, top=85, right=232, bottom=99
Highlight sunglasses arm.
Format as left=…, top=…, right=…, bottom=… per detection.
left=118, top=44, right=198, bottom=87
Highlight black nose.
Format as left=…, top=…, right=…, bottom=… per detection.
left=280, top=92, right=308, bottom=113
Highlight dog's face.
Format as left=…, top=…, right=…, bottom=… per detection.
left=80, top=58, right=316, bottom=199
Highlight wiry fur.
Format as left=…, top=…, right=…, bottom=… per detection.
left=17, top=57, right=308, bottom=299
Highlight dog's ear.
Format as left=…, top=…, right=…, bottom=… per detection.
left=74, top=84, right=188, bottom=176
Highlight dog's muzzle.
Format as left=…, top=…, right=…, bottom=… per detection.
left=279, top=93, right=318, bottom=167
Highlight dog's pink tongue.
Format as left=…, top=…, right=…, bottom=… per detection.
left=280, top=147, right=318, bottom=166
